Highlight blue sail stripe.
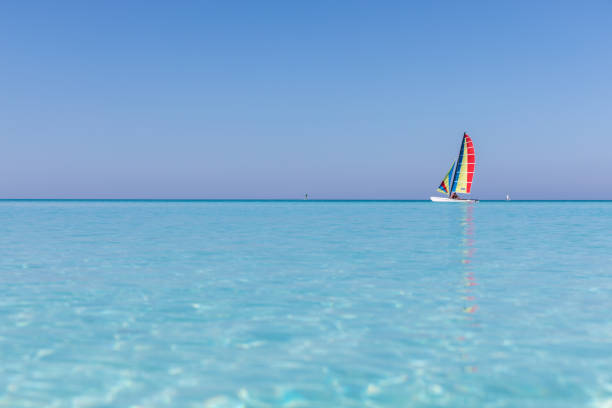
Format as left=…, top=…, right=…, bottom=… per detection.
left=451, top=138, right=465, bottom=193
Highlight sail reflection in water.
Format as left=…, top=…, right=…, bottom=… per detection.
left=458, top=205, right=479, bottom=374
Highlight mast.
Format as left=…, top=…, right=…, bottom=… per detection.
left=449, top=133, right=465, bottom=197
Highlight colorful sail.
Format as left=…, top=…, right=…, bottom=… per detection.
left=437, top=162, right=455, bottom=195
left=451, top=133, right=475, bottom=194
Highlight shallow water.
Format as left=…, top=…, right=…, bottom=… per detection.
left=0, top=200, right=611, bottom=407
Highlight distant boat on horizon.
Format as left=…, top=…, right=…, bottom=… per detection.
left=430, top=132, right=478, bottom=203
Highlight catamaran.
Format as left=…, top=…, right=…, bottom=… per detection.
left=430, top=132, right=478, bottom=203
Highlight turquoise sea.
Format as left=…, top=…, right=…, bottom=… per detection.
left=1, top=200, right=611, bottom=407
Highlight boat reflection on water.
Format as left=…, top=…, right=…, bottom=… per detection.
left=458, top=204, right=478, bottom=374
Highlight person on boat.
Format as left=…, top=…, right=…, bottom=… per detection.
left=451, top=192, right=459, bottom=200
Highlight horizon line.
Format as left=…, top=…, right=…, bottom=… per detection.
left=0, top=198, right=611, bottom=202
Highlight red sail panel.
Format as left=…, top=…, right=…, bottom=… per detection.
left=464, top=133, right=475, bottom=193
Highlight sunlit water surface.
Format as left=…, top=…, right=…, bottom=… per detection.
left=1, top=200, right=611, bottom=407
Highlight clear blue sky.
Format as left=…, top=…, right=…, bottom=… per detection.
left=1, top=1, right=610, bottom=199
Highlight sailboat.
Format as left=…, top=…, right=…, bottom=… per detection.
left=430, top=133, right=478, bottom=203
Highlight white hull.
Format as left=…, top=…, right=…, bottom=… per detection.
left=430, top=196, right=478, bottom=203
